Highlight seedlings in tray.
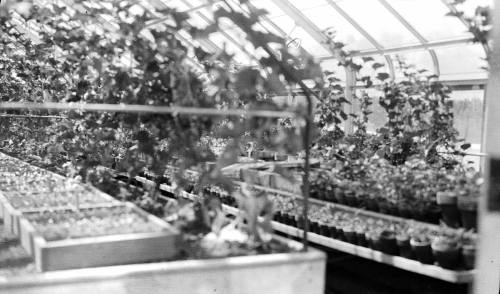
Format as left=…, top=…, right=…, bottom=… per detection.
left=26, top=206, right=161, bottom=241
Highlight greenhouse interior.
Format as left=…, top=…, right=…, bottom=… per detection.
left=0, top=0, right=499, bottom=293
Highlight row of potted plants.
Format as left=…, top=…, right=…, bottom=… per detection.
left=270, top=193, right=477, bottom=270
left=310, top=158, right=481, bottom=229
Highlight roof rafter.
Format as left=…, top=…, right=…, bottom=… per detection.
left=324, top=0, right=395, bottom=80
left=318, top=36, right=474, bottom=61
left=378, top=0, right=440, bottom=76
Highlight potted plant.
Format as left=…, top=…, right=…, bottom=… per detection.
left=378, top=229, right=399, bottom=255
left=457, top=184, right=479, bottom=230
left=354, top=223, right=368, bottom=247
left=410, top=230, right=435, bottom=265
left=344, top=182, right=360, bottom=207
left=396, top=231, right=414, bottom=259
left=436, top=190, right=461, bottom=228
left=334, top=183, right=347, bottom=205
left=342, top=222, right=357, bottom=244
left=461, top=233, right=476, bottom=270
left=431, top=234, right=461, bottom=269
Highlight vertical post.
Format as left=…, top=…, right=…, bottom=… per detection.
left=474, top=3, right=500, bottom=293
left=302, top=91, right=313, bottom=251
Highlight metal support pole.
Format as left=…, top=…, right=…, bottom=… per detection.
left=302, top=91, right=313, bottom=251
left=474, top=2, right=500, bottom=293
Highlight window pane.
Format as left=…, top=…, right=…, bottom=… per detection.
left=336, top=0, right=419, bottom=48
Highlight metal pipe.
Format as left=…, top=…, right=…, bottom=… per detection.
left=0, top=102, right=297, bottom=118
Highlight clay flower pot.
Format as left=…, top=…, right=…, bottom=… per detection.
left=462, top=243, right=476, bottom=270
left=343, top=225, right=357, bottom=244
left=457, top=194, right=478, bottom=230
left=436, top=191, right=461, bottom=228
left=410, top=237, right=434, bottom=265
left=432, top=237, right=461, bottom=270
left=319, top=223, right=330, bottom=237
left=334, top=187, right=346, bottom=204
left=344, top=190, right=358, bottom=207
left=396, top=234, right=414, bottom=259
left=379, top=230, right=398, bottom=255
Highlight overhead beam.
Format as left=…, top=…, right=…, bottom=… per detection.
left=440, top=0, right=490, bottom=57
left=0, top=102, right=297, bottom=118
left=324, top=0, right=395, bottom=79
left=318, top=36, right=474, bottom=61
left=270, top=0, right=333, bottom=54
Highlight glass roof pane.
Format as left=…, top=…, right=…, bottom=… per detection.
left=390, top=51, right=435, bottom=79
left=336, top=0, right=419, bottom=48
left=435, top=44, right=488, bottom=81
left=268, top=15, right=331, bottom=56
left=299, top=2, right=375, bottom=52
left=387, top=0, right=470, bottom=42
left=208, top=32, right=253, bottom=65
left=247, top=0, right=287, bottom=18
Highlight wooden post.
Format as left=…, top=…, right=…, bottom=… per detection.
left=474, top=3, right=500, bottom=293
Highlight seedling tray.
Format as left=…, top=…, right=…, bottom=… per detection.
left=19, top=202, right=180, bottom=272
left=0, top=189, right=119, bottom=235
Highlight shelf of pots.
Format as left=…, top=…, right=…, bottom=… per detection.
left=154, top=177, right=475, bottom=284
left=235, top=164, right=480, bottom=231
left=0, top=154, right=326, bottom=294
left=214, top=187, right=476, bottom=283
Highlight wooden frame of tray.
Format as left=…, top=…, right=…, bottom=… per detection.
left=18, top=202, right=180, bottom=272
left=0, top=190, right=119, bottom=235
left=0, top=235, right=325, bottom=294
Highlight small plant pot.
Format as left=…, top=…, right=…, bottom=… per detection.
left=325, top=189, right=335, bottom=202
left=396, top=236, right=414, bottom=259
left=328, top=225, right=338, bottom=239
left=319, top=224, right=330, bottom=237
left=344, top=191, right=358, bottom=207
left=371, top=235, right=383, bottom=251
left=334, top=187, right=346, bottom=204
left=459, top=209, right=477, bottom=230
left=462, top=245, right=476, bottom=270
left=356, top=231, right=368, bottom=247
left=432, top=244, right=461, bottom=270
left=364, top=197, right=379, bottom=212
left=317, top=190, right=327, bottom=201
left=379, top=202, right=398, bottom=216
left=274, top=211, right=283, bottom=223
left=437, top=191, right=461, bottom=228
left=296, top=216, right=306, bottom=230
left=379, top=231, right=398, bottom=255
left=410, top=239, right=434, bottom=264
left=343, top=229, right=358, bottom=245
left=310, top=221, right=320, bottom=234
left=397, top=204, right=413, bottom=219
left=411, top=209, right=427, bottom=222
left=310, top=190, right=319, bottom=200
left=458, top=196, right=478, bottom=230
left=425, top=205, right=442, bottom=224
left=336, top=227, right=346, bottom=242
left=282, top=213, right=293, bottom=226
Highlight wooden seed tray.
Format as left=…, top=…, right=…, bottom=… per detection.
left=19, top=202, right=180, bottom=272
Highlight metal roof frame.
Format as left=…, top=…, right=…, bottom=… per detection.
left=324, top=0, right=395, bottom=79
left=377, top=0, right=440, bottom=77
left=318, top=36, right=474, bottom=60
left=11, top=0, right=489, bottom=86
